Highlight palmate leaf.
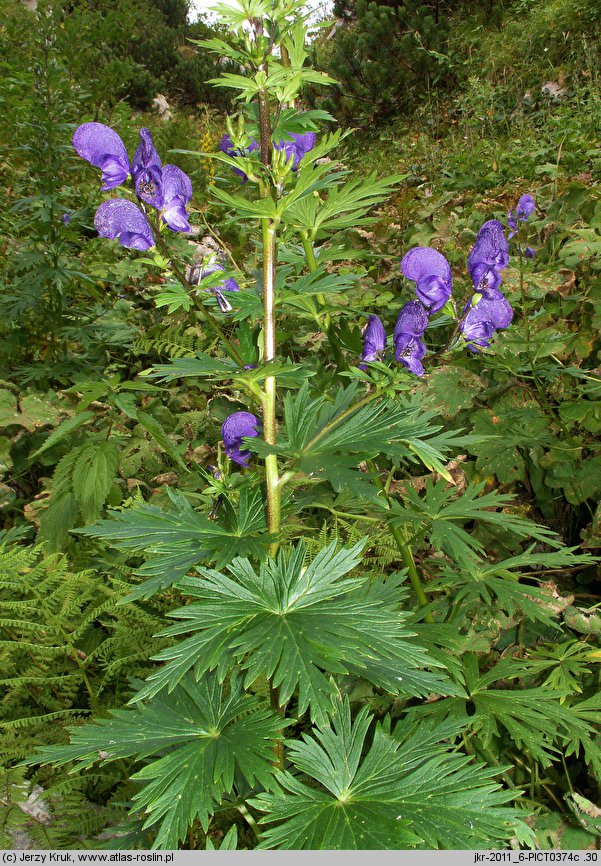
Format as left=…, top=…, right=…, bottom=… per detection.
left=76, top=487, right=270, bottom=601
left=389, top=478, right=567, bottom=567
left=432, top=546, right=597, bottom=626
left=408, top=655, right=601, bottom=773
left=133, top=540, right=448, bottom=721
left=251, top=700, right=527, bottom=849
left=283, top=172, right=406, bottom=236
left=249, top=382, right=452, bottom=490
left=31, top=672, right=283, bottom=849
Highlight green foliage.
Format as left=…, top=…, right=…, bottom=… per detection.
left=0, top=542, right=164, bottom=765
left=78, top=486, right=271, bottom=599
left=314, top=0, right=453, bottom=123
left=251, top=701, right=528, bottom=849
left=34, top=673, right=283, bottom=849
left=3, top=0, right=601, bottom=851
left=131, top=540, right=449, bottom=715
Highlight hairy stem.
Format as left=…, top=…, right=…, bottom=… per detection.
left=257, top=87, right=281, bottom=555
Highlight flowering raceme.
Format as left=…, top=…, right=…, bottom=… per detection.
left=72, top=123, right=193, bottom=249
left=467, top=219, right=509, bottom=298
left=507, top=193, right=535, bottom=238
left=222, top=412, right=260, bottom=466
left=461, top=217, right=514, bottom=350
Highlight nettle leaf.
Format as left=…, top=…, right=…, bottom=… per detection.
left=71, top=440, right=120, bottom=525
left=470, top=395, right=553, bottom=484
left=136, top=411, right=188, bottom=472
left=133, top=540, right=446, bottom=720
left=76, top=487, right=270, bottom=601
left=251, top=701, right=526, bottom=849
left=31, top=672, right=283, bottom=849
left=423, top=365, right=484, bottom=420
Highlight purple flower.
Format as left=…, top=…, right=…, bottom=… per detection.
left=525, top=246, right=536, bottom=259
left=508, top=194, right=536, bottom=239
left=359, top=315, right=386, bottom=369
left=161, top=164, right=193, bottom=233
left=72, top=122, right=131, bottom=191
left=401, top=247, right=452, bottom=314
left=132, top=128, right=163, bottom=208
left=94, top=200, right=154, bottom=251
left=219, top=133, right=259, bottom=183
left=393, top=300, right=429, bottom=377
left=61, top=213, right=71, bottom=225
left=468, top=219, right=509, bottom=297
left=461, top=295, right=513, bottom=351
left=274, top=131, right=317, bottom=169
left=131, top=131, right=193, bottom=232
left=222, top=411, right=259, bottom=466
left=393, top=299, right=429, bottom=340
left=188, top=262, right=240, bottom=313
left=516, top=194, right=535, bottom=221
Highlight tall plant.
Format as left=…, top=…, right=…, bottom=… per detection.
left=32, top=0, right=599, bottom=850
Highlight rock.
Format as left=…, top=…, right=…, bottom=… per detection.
left=541, top=81, right=565, bottom=100
left=151, top=93, right=172, bottom=122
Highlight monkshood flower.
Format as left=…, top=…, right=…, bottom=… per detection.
left=359, top=315, right=386, bottom=369
left=160, top=164, right=193, bottom=233
left=94, top=200, right=154, bottom=251
left=188, top=262, right=240, bottom=313
left=72, top=122, right=130, bottom=191
left=393, top=300, right=429, bottom=376
left=61, top=213, right=70, bottom=225
left=401, top=247, right=453, bottom=314
left=131, top=129, right=193, bottom=232
left=274, top=131, right=317, bottom=170
left=468, top=219, right=509, bottom=298
left=73, top=124, right=193, bottom=236
left=461, top=295, right=514, bottom=351
left=508, top=193, right=536, bottom=238
left=222, top=411, right=259, bottom=467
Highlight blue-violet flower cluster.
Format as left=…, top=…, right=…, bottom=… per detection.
left=72, top=122, right=193, bottom=250
left=359, top=212, right=523, bottom=372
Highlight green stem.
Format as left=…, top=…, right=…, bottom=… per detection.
left=270, top=684, right=285, bottom=770
left=368, top=461, right=434, bottom=623
left=299, top=231, right=346, bottom=370
left=257, top=87, right=281, bottom=555
left=237, top=804, right=262, bottom=842
left=262, top=217, right=281, bottom=553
